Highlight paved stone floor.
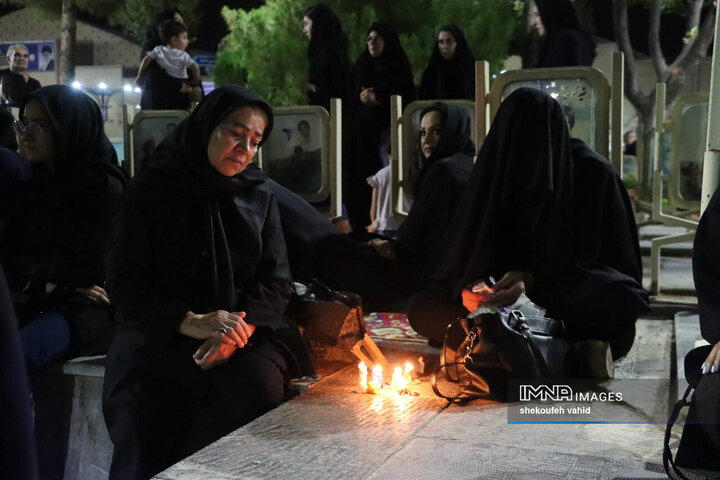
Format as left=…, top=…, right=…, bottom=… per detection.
left=154, top=320, right=678, bottom=480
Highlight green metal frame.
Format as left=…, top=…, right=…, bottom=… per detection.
left=257, top=105, right=334, bottom=208
left=667, top=92, right=708, bottom=211
left=489, top=66, right=611, bottom=159
left=123, top=107, right=188, bottom=177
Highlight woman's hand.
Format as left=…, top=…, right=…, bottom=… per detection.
left=193, top=335, right=238, bottom=370
left=360, top=87, right=379, bottom=105
left=461, top=271, right=534, bottom=311
left=369, top=238, right=397, bottom=260
left=179, top=310, right=255, bottom=347
left=702, top=341, right=720, bottom=374
left=484, top=271, right=534, bottom=308
left=76, top=285, right=111, bottom=305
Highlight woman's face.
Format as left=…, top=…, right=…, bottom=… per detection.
left=21, top=99, right=55, bottom=166
left=437, top=31, right=457, bottom=60
left=367, top=30, right=384, bottom=57
left=303, top=16, right=313, bottom=39
left=420, top=110, right=442, bottom=159
left=207, top=106, right=268, bottom=177
left=528, top=1, right=545, bottom=36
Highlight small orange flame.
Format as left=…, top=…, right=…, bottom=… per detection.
left=358, top=361, right=417, bottom=396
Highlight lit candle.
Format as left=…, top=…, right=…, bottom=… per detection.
left=372, top=364, right=384, bottom=388
left=391, top=367, right=404, bottom=393
left=403, top=362, right=414, bottom=382
left=358, top=362, right=368, bottom=392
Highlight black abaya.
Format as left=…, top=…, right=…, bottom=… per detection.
left=409, top=88, right=647, bottom=355
left=304, top=4, right=351, bottom=111
left=347, top=22, right=415, bottom=229
left=418, top=25, right=475, bottom=101
left=1, top=85, right=126, bottom=358
left=534, top=0, right=596, bottom=68
left=103, top=86, right=313, bottom=480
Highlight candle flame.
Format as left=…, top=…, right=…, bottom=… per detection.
left=358, top=361, right=417, bottom=396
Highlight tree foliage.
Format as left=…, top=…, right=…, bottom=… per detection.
left=216, top=0, right=519, bottom=106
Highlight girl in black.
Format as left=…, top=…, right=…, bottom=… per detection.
left=1, top=85, right=126, bottom=373
left=103, top=86, right=313, bottom=480
left=418, top=25, right=475, bottom=101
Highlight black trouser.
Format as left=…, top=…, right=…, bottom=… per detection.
left=105, top=339, right=289, bottom=480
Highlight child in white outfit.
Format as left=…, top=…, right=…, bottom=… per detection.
left=137, top=20, right=201, bottom=101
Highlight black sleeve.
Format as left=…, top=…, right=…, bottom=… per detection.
left=242, top=195, right=292, bottom=331
left=694, top=188, right=720, bottom=345
left=46, top=175, right=123, bottom=288
left=418, top=67, right=433, bottom=100
left=106, top=194, right=190, bottom=343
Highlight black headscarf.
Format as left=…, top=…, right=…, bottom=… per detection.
left=142, top=8, right=183, bottom=55
left=304, top=3, right=351, bottom=110
left=351, top=21, right=415, bottom=106
left=141, top=85, right=274, bottom=197
left=418, top=25, right=475, bottom=100
left=534, top=0, right=596, bottom=67
left=428, top=88, right=575, bottom=297
left=20, top=85, right=120, bottom=174
left=305, top=3, right=347, bottom=58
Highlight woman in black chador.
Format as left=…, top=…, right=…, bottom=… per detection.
left=418, top=25, right=475, bottom=101
left=103, top=86, right=314, bottom=480
left=1, top=85, right=126, bottom=374
left=347, top=21, right=415, bottom=230
left=688, top=188, right=720, bottom=467
left=408, top=88, right=647, bottom=358
left=528, top=0, right=596, bottom=68
left=302, top=3, right=351, bottom=111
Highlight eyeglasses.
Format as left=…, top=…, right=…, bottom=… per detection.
left=13, top=120, right=44, bottom=138
left=366, top=35, right=382, bottom=44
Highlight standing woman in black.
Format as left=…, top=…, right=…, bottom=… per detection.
left=302, top=3, right=351, bottom=112
left=103, top=86, right=314, bottom=480
left=0, top=85, right=126, bottom=373
left=347, top=21, right=415, bottom=231
left=528, top=0, right=596, bottom=68
left=418, top=25, right=475, bottom=101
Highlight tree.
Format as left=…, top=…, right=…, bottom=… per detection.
left=613, top=0, right=716, bottom=129
left=216, top=0, right=519, bottom=106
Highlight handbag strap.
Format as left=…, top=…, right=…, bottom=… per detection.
left=430, top=362, right=469, bottom=402
left=663, top=385, right=694, bottom=480
left=511, top=311, right=552, bottom=378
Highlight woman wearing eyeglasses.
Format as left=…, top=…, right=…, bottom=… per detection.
left=346, top=21, right=415, bottom=231
left=0, top=85, right=126, bottom=374
left=102, top=86, right=314, bottom=480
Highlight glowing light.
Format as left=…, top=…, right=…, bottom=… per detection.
left=358, top=362, right=368, bottom=392
left=550, top=93, right=559, bottom=99
left=372, top=364, right=383, bottom=388
left=134, top=87, right=142, bottom=93
left=123, top=84, right=132, bottom=92
left=98, top=82, right=107, bottom=90
left=71, top=81, right=82, bottom=89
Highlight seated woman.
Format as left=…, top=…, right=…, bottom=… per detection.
left=418, top=25, right=475, bottom=101
left=689, top=187, right=720, bottom=464
left=0, top=85, right=126, bottom=374
left=103, top=86, right=314, bottom=480
left=408, top=88, right=648, bottom=362
left=370, top=102, right=474, bottom=270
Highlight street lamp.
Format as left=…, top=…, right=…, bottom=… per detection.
left=80, top=81, right=123, bottom=122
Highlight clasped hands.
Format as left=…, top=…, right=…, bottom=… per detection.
left=179, top=310, right=256, bottom=370
left=461, top=270, right=534, bottom=312
left=359, top=87, right=380, bottom=105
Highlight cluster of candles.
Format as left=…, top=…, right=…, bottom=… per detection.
left=358, top=361, right=419, bottom=396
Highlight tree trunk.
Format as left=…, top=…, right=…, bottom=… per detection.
left=59, top=0, right=77, bottom=85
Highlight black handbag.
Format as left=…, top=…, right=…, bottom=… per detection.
left=664, top=344, right=720, bottom=479
left=432, top=309, right=575, bottom=401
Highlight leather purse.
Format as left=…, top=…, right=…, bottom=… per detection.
left=432, top=309, right=575, bottom=401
